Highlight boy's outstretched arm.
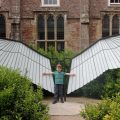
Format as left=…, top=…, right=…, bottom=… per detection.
left=43, top=72, right=53, bottom=75
left=65, top=72, right=75, bottom=76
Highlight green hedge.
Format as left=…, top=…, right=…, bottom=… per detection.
left=0, top=66, right=48, bottom=120
left=102, top=69, right=120, bottom=98
left=80, top=93, right=120, bottom=120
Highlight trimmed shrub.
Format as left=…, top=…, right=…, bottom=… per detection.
left=0, top=66, right=48, bottom=120
left=102, top=69, right=120, bottom=98
left=80, top=93, right=120, bottom=120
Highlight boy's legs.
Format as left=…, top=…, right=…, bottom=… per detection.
left=53, top=84, right=59, bottom=104
left=59, top=84, right=64, bottom=103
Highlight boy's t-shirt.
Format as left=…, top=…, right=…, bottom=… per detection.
left=53, top=71, right=65, bottom=84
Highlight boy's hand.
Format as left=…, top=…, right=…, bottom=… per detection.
left=42, top=72, right=53, bottom=75
left=70, top=73, right=75, bottom=76
left=42, top=73, right=46, bottom=75
left=69, top=70, right=75, bottom=76
left=65, top=72, right=76, bottom=76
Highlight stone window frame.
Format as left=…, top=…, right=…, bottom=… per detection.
left=41, top=0, right=60, bottom=7
left=108, top=0, right=120, bottom=6
left=37, top=13, right=66, bottom=51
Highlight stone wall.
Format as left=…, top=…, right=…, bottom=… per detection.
left=21, top=0, right=80, bottom=18
left=65, top=18, right=80, bottom=52
left=0, top=0, right=120, bottom=51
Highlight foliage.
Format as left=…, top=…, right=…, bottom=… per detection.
left=37, top=46, right=76, bottom=72
left=102, top=69, right=120, bottom=98
left=0, top=66, right=48, bottom=120
left=80, top=77, right=104, bottom=99
left=80, top=93, right=120, bottom=120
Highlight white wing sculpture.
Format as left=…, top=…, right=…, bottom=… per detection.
left=67, top=35, right=120, bottom=94
left=0, top=39, right=54, bottom=93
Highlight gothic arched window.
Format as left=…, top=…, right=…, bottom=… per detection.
left=0, top=14, right=6, bottom=38
left=112, top=15, right=119, bottom=35
left=102, top=15, right=110, bottom=37
left=38, top=15, right=45, bottom=40
left=47, top=14, right=54, bottom=40
left=57, top=15, right=64, bottom=40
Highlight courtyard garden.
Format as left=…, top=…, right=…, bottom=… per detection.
left=0, top=46, right=120, bottom=120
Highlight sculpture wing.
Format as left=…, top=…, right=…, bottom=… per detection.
left=67, top=35, right=120, bottom=94
left=0, top=39, right=54, bottom=93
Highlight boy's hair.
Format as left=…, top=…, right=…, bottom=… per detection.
left=56, top=63, right=62, bottom=68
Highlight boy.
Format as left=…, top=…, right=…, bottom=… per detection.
left=43, top=63, right=75, bottom=104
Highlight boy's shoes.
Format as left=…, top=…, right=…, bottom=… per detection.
left=61, top=99, right=64, bottom=103
left=52, top=101, right=57, bottom=104
left=57, top=98, right=59, bottom=102
left=52, top=99, right=64, bottom=104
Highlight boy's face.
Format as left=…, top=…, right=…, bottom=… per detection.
left=56, top=66, right=62, bottom=72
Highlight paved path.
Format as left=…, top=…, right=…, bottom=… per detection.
left=48, top=102, right=85, bottom=120
left=49, top=102, right=84, bottom=115
left=50, top=115, right=85, bottom=120
left=43, top=97, right=100, bottom=120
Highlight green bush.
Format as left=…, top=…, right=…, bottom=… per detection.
left=0, top=66, right=48, bottom=120
left=102, top=69, right=120, bottom=98
left=81, top=78, right=105, bottom=99
left=80, top=93, right=120, bottom=120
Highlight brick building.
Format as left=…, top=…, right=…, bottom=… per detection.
left=0, top=0, right=120, bottom=52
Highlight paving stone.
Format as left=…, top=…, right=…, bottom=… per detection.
left=48, top=102, right=85, bottom=116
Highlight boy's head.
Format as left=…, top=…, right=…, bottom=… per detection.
left=56, top=63, right=62, bottom=72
